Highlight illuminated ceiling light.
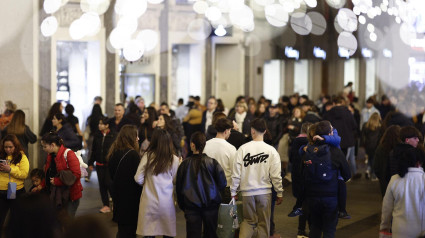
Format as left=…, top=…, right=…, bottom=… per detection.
left=136, top=29, right=158, bottom=52
left=358, top=15, right=366, bottom=24
left=117, top=16, right=138, bottom=35
left=147, top=0, right=164, bottom=4
left=40, top=16, right=58, bottom=37
left=205, top=6, right=222, bottom=22
left=367, top=23, right=375, bottom=32
left=307, top=11, right=327, bottom=35
left=80, top=0, right=110, bottom=15
left=279, top=0, right=295, bottom=13
left=325, top=0, right=346, bottom=9
left=304, top=0, right=317, bottom=8
left=69, top=19, right=86, bottom=40
left=353, top=6, right=361, bottom=15
left=44, top=0, right=62, bottom=14
left=193, top=1, right=209, bottom=14
left=290, top=12, right=313, bottom=35
left=337, top=31, right=358, bottom=56
left=80, top=12, right=101, bottom=36
left=254, top=0, right=275, bottom=7
left=109, top=28, right=131, bottom=49
left=336, top=8, right=358, bottom=32
left=214, top=25, right=227, bottom=36
left=114, top=0, right=147, bottom=18
left=265, top=4, right=289, bottom=27
left=123, top=39, right=145, bottom=62
left=369, top=32, right=377, bottom=42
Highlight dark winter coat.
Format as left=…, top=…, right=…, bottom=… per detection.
left=176, top=154, right=227, bottom=211
left=323, top=106, right=357, bottom=149
left=88, top=130, right=117, bottom=166
left=109, top=149, right=142, bottom=225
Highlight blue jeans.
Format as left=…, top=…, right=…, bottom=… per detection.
left=306, top=197, right=338, bottom=238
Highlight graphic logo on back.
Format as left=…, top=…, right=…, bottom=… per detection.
left=243, top=152, right=269, bottom=167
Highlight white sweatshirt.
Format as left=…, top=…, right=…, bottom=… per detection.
left=204, top=138, right=237, bottom=186
left=231, top=141, right=283, bottom=197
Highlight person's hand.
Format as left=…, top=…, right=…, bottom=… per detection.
left=313, top=135, right=324, bottom=141
left=50, top=177, right=55, bottom=185
left=288, top=125, right=295, bottom=130
left=152, top=120, right=158, bottom=128
left=89, top=166, right=94, bottom=171
left=0, top=163, right=11, bottom=173
left=232, top=195, right=238, bottom=201
left=276, top=197, right=283, bottom=205
left=232, top=120, right=239, bottom=131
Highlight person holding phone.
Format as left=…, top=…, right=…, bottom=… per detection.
left=0, top=134, right=29, bottom=231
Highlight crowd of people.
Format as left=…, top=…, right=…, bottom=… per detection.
left=0, top=86, right=424, bottom=238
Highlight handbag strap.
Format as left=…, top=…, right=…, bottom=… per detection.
left=64, top=149, right=71, bottom=169
left=116, top=149, right=132, bottom=172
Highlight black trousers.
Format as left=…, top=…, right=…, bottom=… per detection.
left=97, top=165, right=113, bottom=206
left=116, top=223, right=137, bottom=238
left=0, top=188, right=25, bottom=234
left=184, top=209, right=218, bottom=238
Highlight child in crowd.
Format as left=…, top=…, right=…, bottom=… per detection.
left=30, top=168, right=45, bottom=193
left=288, top=124, right=349, bottom=220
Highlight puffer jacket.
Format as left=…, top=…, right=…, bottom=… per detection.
left=43, top=145, right=83, bottom=201
left=176, top=154, right=227, bottom=211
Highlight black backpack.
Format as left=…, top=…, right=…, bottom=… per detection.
left=304, top=144, right=335, bottom=183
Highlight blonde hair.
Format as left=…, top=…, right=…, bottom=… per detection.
left=236, top=102, right=248, bottom=112
left=365, top=112, right=381, bottom=131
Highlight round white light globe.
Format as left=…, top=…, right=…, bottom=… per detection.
left=41, top=16, right=58, bottom=37
left=123, top=39, right=145, bottom=62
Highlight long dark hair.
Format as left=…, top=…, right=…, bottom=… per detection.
left=379, top=125, right=401, bottom=151
left=144, top=107, right=158, bottom=126
left=160, top=114, right=175, bottom=133
left=6, top=110, right=26, bottom=135
left=0, top=134, right=24, bottom=164
left=190, top=132, right=206, bottom=174
left=145, top=128, right=175, bottom=176
left=89, top=104, right=103, bottom=133
left=107, top=125, right=139, bottom=161
left=47, top=102, right=62, bottom=120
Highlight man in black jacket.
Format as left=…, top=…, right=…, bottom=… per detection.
left=323, top=97, right=358, bottom=177
left=303, top=121, right=351, bottom=238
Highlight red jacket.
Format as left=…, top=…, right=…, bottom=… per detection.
left=43, top=145, right=83, bottom=201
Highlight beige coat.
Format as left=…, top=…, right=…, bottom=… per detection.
left=134, top=154, right=179, bottom=236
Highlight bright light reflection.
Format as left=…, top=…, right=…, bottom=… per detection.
left=214, top=25, right=227, bottom=36
left=358, top=15, right=366, bottom=24
left=136, top=29, right=158, bottom=52
left=123, top=39, right=145, bottom=61
left=367, top=23, right=375, bottom=32
left=41, top=16, right=58, bottom=37
left=44, top=0, right=61, bottom=14
left=193, top=1, right=209, bottom=14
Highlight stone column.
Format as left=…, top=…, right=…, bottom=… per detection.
left=283, top=60, right=295, bottom=95
left=159, top=1, right=169, bottom=103
left=38, top=0, right=52, bottom=168
left=104, top=0, right=116, bottom=116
